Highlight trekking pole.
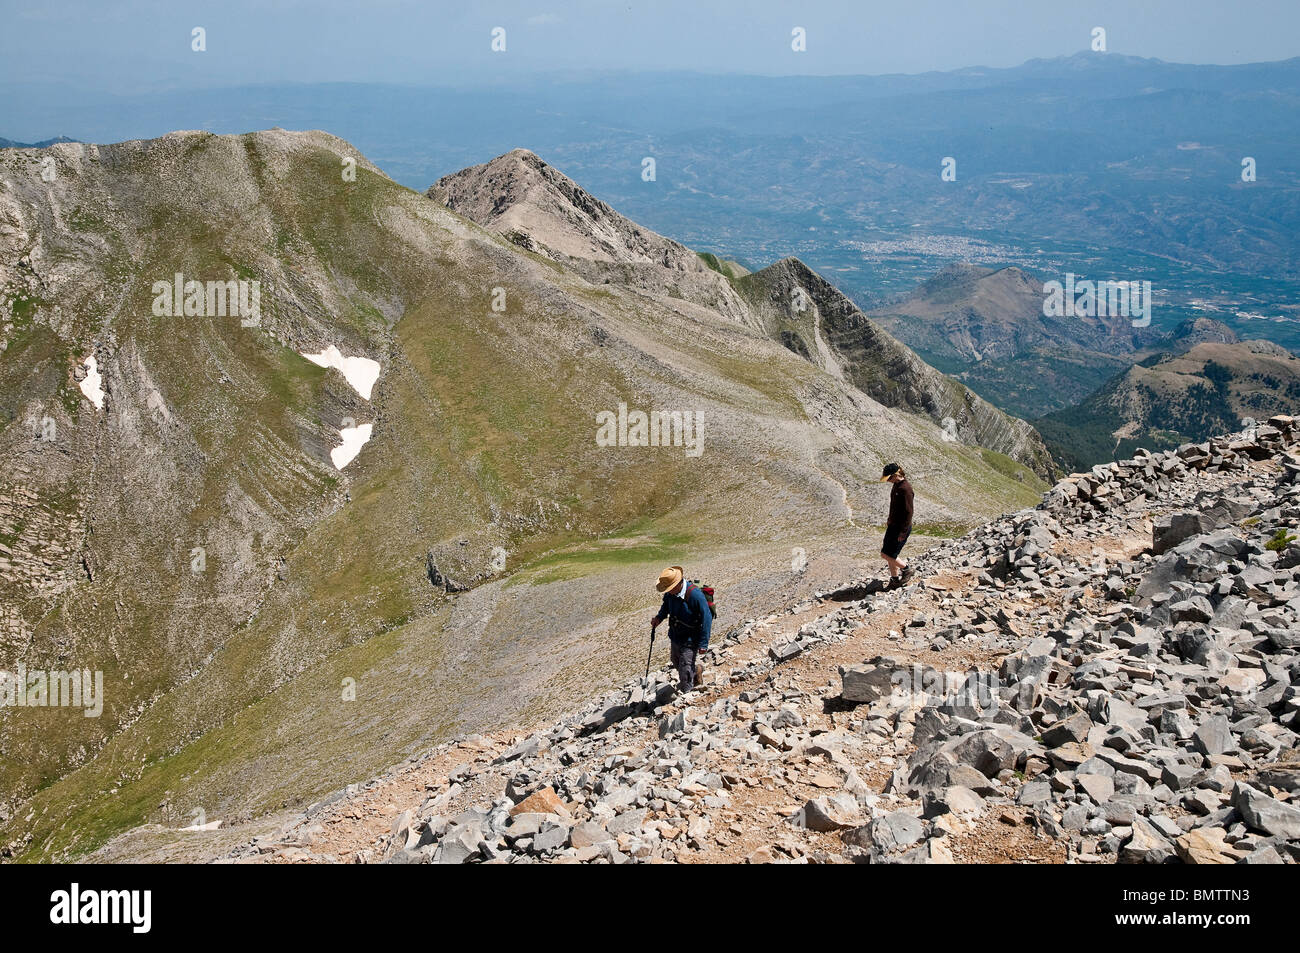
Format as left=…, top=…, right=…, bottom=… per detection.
left=645, top=624, right=656, bottom=680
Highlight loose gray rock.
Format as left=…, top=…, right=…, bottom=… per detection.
left=870, top=811, right=926, bottom=854
left=1120, top=816, right=1176, bottom=864
left=1233, top=783, right=1300, bottom=839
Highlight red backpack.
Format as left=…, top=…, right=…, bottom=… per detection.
left=688, top=580, right=717, bottom=618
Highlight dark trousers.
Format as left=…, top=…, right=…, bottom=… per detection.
left=670, top=638, right=699, bottom=691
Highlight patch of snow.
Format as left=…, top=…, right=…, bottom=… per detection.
left=331, top=422, right=373, bottom=470
left=180, top=819, right=223, bottom=832
left=78, top=355, right=104, bottom=409
left=301, top=345, right=381, bottom=400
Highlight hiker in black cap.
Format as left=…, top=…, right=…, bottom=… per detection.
left=880, top=463, right=914, bottom=589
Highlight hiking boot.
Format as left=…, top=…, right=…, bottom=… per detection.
left=900, top=565, right=915, bottom=585
left=886, top=576, right=902, bottom=591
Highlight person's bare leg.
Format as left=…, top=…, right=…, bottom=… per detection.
left=882, top=552, right=903, bottom=577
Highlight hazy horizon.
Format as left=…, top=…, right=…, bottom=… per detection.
left=6, top=50, right=1300, bottom=147
left=4, top=0, right=1299, bottom=98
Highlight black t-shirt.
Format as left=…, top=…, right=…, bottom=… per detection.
left=888, top=478, right=914, bottom=530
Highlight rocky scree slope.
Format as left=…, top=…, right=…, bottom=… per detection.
left=206, top=416, right=1300, bottom=864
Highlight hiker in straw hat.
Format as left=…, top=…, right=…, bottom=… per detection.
left=651, top=565, right=712, bottom=691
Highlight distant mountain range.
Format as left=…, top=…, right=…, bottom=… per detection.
left=869, top=256, right=1300, bottom=468
left=0, top=135, right=76, bottom=149
left=1035, top=333, right=1300, bottom=472
left=5, top=53, right=1300, bottom=309
left=872, top=263, right=1160, bottom=364
left=870, top=263, right=1166, bottom=417
left=867, top=262, right=1270, bottom=419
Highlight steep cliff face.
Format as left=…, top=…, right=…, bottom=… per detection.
left=736, top=258, right=1055, bottom=477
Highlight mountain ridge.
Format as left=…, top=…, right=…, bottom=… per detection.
left=428, top=150, right=1053, bottom=475
left=0, top=136, right=78, bottom=150
left=1036, top=337, right=1300, bottom=471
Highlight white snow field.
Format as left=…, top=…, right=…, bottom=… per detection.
left=78, top=355, right=104, bottom=409
left=300, top=345, right=381, bottom=400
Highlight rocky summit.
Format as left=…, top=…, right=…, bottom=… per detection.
left=148, top=415, right=1298, bottom=865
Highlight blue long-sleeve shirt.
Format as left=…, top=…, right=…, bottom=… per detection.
left=654, top=583, right=712, bottom=649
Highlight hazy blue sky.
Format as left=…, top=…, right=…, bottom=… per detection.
left=3, top=0, right=1299, bottom=94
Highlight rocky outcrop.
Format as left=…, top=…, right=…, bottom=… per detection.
left=737, top=258, right=1055, bottom=476
left=427, top=148, right=754, bottom=326
left=431, top=148, right=704, bottom=273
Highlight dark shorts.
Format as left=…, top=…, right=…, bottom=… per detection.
left=882, top=524, right=911, bottom=560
